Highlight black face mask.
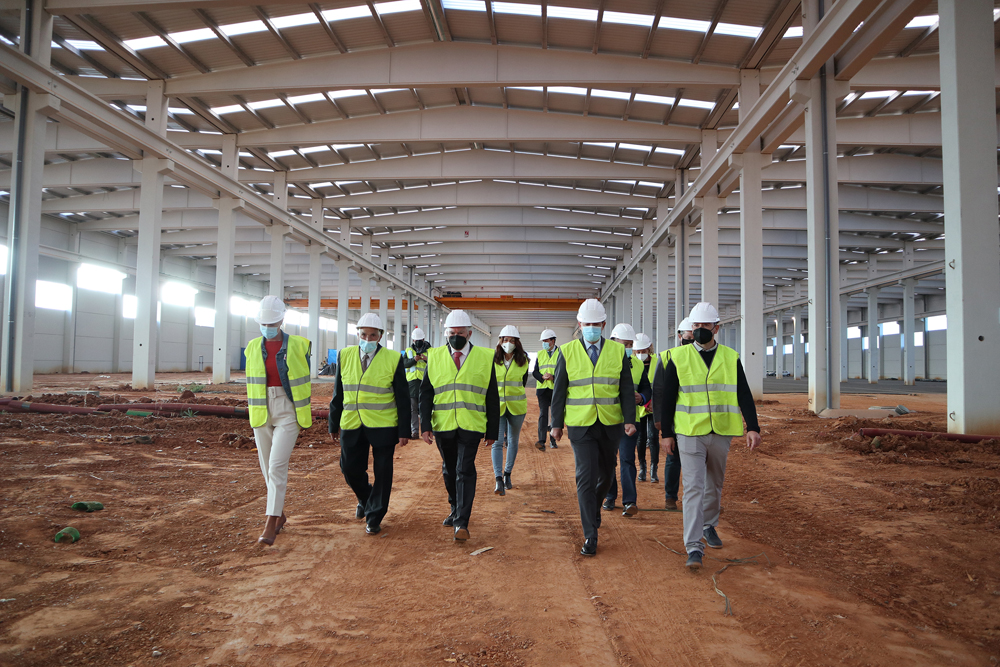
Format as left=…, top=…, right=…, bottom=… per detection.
left=681, top=337, right=695, bottom=345
left=448, top=334, right=468, bottom=350
left=693, top=327, right=714, bottom=345
left=413, top=340, right=429, bottom=352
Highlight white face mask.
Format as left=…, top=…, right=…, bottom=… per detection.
left=637, top=352, right=649, bottom=362
left=501, top=342, right=516, bottom=354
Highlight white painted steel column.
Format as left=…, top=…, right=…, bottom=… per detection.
left=360, top=236, right=372, bottom=313
left=738, top=69, right=764, bottom=399
left=212, top=135, right=238, bottom=384
left=1, top=0, right=51, bottom=392
left=641, top=259, right=653, bottom=340
left=377, top=255, right=389, bottom=342
left=840, top=294, right=849, bottom=381
left=866, top=288, right=880, bottom=383
left=623, top=279, right=633, bottom=326
left=392, top=261, right=402, bottom=352
left=654, top=245, right=670, bottom=351
left=131, top=81, right=169, bottom=391
left=336, top=259, right=349, bottom=350
left=939, top=0, right=1000, bottom=434
left=268, top=171, right=288, bottom=298
left=800, top=0, right=842, bottom=412
left=308, top=245, right=322, bottom=378
left=903, top=279, right=916, bottom=385
left=630, top=273, right=641, bottom=333
left=793, top=307, right=804, bottom=380
left=775, top=311, right=784, bottom=378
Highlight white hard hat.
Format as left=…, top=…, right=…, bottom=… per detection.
left=444, top=310, right=472, bottom=328
left=576, top=298, right=607, bottom=323
left=254, top=295, right=286, bottom=325
left=677, top=317, right=693, bottom=333
left=357, top=312, right=384, bottom=330
left=499, top=325, right=520, bottom=338
left=539, top=329, right=557, bottom=341
left=688, top=302, right=720, bottom=324
left=411, top=327, right=426, bottom=341
left=634, top=333, right=652, bottom=350
left=610, top=322, right=636, bottom=341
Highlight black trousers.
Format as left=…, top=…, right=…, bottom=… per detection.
left=434, top=428, right=482, bottom=530
left=636, top=415, right=659, bottom=468
left=569, top=421, right=622, bottom=541
left=339, top=426, right=398, bottom=526
left=536, top=389, right=556, bottom=445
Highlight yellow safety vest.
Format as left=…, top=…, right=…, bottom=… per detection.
left=671, top=343, right=744, bottom=437
left=495, top=359, right=528, bottom=416
left=658, top=348, right=673, bottom=370
left=339, top=346, right=400, bottom=430
left=631, top=357, right=648, bottom=421
left=427, top=345, right=493, bottom=433
left=561, top=339, right=625, bottom=428
left=535, top=347, right=559, bottom=390
left=405, top=346, right=427, bottom=382
left=245, top=335, right=312, bottom=429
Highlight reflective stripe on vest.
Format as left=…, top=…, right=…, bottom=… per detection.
left=495, top=359, right=528, bottom=416
left=535, top=347, right=559, bottom=390
left=561, top=339, right=625, bottom=427
left=340, top=346, right=401, bottom=430
left=671, top=343, right=743, bottom=437
left=245, top=335, right=313, bottom=429
left=427, top=345, right=492, bottom=433
left=405, top=347, right=427, bottom=382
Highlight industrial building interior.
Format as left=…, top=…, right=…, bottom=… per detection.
left=0, top=0, right=998, bottom=665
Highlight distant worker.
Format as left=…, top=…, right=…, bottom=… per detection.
left=656, top=302, right=761, bottom=570
left=652, top=318, right=695, bottom=511
left=532, top=329, right=560, bottom=450
left=246, top=295, right=312, bottom=546
left=328, top=313, right=411, bottom=536
left=600, top=323, right=650, bottom=517
left=420, top=310, right=500, bottom=541
left=550, top=299, right=636, bottom=557
left=633, top=333, right=657, bottom=483
left=492, top=325, right=529, bottom=495
left=402, top=328, right=429, bottom=438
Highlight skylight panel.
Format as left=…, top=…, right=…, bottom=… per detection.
left=591, top=89, right=632, bottom=101
left=678, top=98, right=716, bottom=110
left=547, top=5, right=597, bottom=21
left=604, top=11, right=654, bottom=27
left=493, top=1, right=542, bottom=16
left=327, top=89, right=369, bottom=99
left=287, top=93, right=326, bottom=105
left=659, top=16, right=712, bottom=33
left=510, top=86, right=544, bottom=91
left=211, top=104, right=244, bottom=115
left=268, top=150, right=296, bottom=158
left=617, top=143, right=652, bottom=152
left=715, top=23, right=762, bottom=38
left=221, top=20, right=267, bottom=37
left=330, top=144, right=366, bottom=150
left=248, top=98, right=284, bottom=110
left=583, top=142, right=617, bottom=148
left=171, top=27, right=215, bottom=44
left=548, top=86, right=588, bottom=96
left=635, top=93, right=674, bottom=105
left=125, top=35, right=166, bottom=50
left=638, top=181, right=663, bottom=188
left=371, top=88, right=407, bottom=94
left=783, top=26, right=803, bottom=38
left=375, top=0, right=422, bottom=15
left=299, top=145, right=328, bottom=154
left=859, top=90, right=896, bottom=99
left=442, top=0, right=486, bottom=11
left=65, top=39, right=102, bottom=50
left=272, top=12, right=319, bottom=29
left=653, top=146, right=684, bottom=155
left=905, top=15, right=937, bottom=29
left=323, top=5, right=371, bottom=21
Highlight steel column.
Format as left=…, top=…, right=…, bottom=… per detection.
left=211, top=134, right=238, bottom=384
left=337, top=259, right=349, bottom=350
left=654, top=246, right=670, bottom=351
left=866, top=287, right=880, bottom=383
left=738, top=69, right=765, bottom=398
left=840, top=294, right=849, bottom=381
left=793, top=306, right=804, bottom=380
left=641, top=259, right=653, bottom=341
left=308, top=245, right=322, bottom=377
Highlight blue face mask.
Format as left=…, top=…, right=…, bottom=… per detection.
left=260, top=324, right=279, bottom=339
left=582, top=326, right=602, bottom=344
left=359, top=339, right=378, bottom=355
left=625, top=347, right=634, bottom=357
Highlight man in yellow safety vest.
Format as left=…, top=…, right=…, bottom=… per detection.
left=656, top=302, right=762, bottom=570
left=328, top=312, right=411, bottom=535
left=550, top=299, right=636, bottom=557
left=419, top=309, right=500, bottom=542
left=531, top=329, right=560, bottom=450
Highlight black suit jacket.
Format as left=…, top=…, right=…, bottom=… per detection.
left=550, top=337, right=636, bottom=438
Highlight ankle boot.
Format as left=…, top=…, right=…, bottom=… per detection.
left=494, top=476, right=506, bottom=496
left=637, top=462, right=647, bottom=482
left=503, top=472, right=512, bottom=490
left=650, top=464, right=659, bottom=483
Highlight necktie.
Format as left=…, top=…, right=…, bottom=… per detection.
left=452, top=350, right=462, bottom=369
left=588, top=345, right=599, bottom=365
left=362, top=354, right=370, bottom=371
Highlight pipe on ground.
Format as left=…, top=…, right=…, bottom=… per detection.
left=858, top=428, right=1000, bottom=444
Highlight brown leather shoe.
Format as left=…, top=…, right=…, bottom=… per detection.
left=665, top=499, right=679, bottom=511
left=454, top=527, right=470, bottom=541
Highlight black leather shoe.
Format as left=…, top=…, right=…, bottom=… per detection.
left=703, top=526, right=723, bottom=549
left=622, top=503, right=638, bottom=517
left=442, top=505, right=457, bottom=527
left=580, top=538, right=597, bottom=556
left=355, top=504, right=364, bottom=519
left=365, top=524, right=381, bottom=535
left=637, top=466, right=646, bottom=482
left=549, top=441, right=558, bottom=449
left=601, top=499, right=615, bottom=511
left=494, top=476, right=505, bottom=496
left=534, top=439, right=546, bottom=451
left=650, top=465, right=659, bottom=483
left=454, top=527, right=470, bottom=541
left=503, top=473, right=512, bottom=490
left=686, top=551, right=703, bottom=569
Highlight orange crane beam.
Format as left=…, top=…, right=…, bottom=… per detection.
left=434, top=297, right=581, bottom=311
left=284, top=298, right=414, bottom=310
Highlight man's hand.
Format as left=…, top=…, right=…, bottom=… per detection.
left=550, top=427, right=563, bottom=442
left=746, top=431, right=762, bottom=451
left=485, top=439, right=495, bottom=447
left=634, top=391, right=643, bottom=405
left=654, top=422, right=661, bottom=432
left=421, top=431, right=434, bottom=445
left=624, top=423, right=636, bottom=437
left=330, top=432, right=339, bottom=443
left=398, top=437, right=409, bottom=447
left=417, top=354, right=427, bottom=361
left=542, top=373, right=553, bottom=381
left=661, top=436, right=675, bottom=455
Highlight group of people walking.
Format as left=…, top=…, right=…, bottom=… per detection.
left=245, top=294, right=761, bottom=569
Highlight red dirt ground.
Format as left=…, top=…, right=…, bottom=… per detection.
left=0, top=373, right=998, bottom=666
